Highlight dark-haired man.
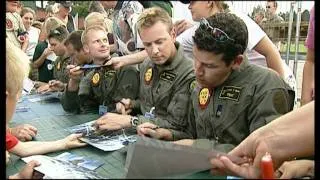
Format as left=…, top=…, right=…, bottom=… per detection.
left=174, top=13, right=294, bottom=152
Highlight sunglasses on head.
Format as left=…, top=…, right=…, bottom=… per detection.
left=200, top=18, right=235, bottom=42
left=50, top=29, right=61, bottom=36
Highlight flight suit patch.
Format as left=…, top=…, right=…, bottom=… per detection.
left=105, top=70, right=116, bottom=78
left=160, top=71, right=176, bottom=82
left=6, top=18, right=13, bottom=30
left=199, top=88, right=211, bottom=109
left=272, top=91, right=287, bottom=114
left=57, top=62, right=61, bottom=70
left=91, top=72, right=100, bottom=86
left=144, top=68, right=153, bottom=85
left=189, top=80, right=197, bottom=92
left=219, top=86, right=242, bottom=101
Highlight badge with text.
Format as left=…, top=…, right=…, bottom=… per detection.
left=160, top=71, right=176, bottom=82
left=198, top=88, right=211, bottom=109
left=57, top=62, right=61, bottom=70
left=91, top=72, right=100, bottom=86
left=6, top=18, right=13, bottom=30
left=144, top=68, right=153, bottom=85
left=219, top=86, right=242, bottom=101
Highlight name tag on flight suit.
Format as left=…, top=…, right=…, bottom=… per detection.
left=219, top=86, right=242, bottom=101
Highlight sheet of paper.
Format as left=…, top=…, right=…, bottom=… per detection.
left=22, top=155, right=103, bottom=179
left=23, top=78, right=35, bottom=94
left=125, top=136, right=247, bottom=178
left=66, top=121, right=137, bottom=151
left=55, top=152, right=104, bottom=171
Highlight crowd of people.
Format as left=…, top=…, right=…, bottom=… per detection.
left=6, top=1, right=314, bottom=179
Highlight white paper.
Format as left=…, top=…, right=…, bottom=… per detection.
left=22, top=155, right=103, bottom=179
left=23, top=78, right=35, bottom=94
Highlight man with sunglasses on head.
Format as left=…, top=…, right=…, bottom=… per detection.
left=173, top=13, right=294, bottom=152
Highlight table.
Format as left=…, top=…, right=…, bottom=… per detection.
left=6, top=94, right=223, bottom=179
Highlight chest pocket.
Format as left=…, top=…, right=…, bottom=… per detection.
left=193, top=94, right=215, bottom=139
left=213, top=85, right=254, bottom=144
left=153, top=78, right=173, bottom=110
left=101, top=70, right=117, bottom=105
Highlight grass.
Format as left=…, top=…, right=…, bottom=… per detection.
left=280, top=41, right=307, bottom=54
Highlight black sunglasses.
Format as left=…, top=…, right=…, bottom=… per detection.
left=200, top=18, right=235, bottom=42
left=266, top=6, right=271, bottom=9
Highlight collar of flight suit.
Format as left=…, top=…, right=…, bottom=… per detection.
left=221, top=55, right=250, bottom=85
left=155, top=42, right=184, bottom=72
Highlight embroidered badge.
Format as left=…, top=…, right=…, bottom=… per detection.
left=219, top=86, right=242, bottom=101
left=91, top=72, right=100, bottom=86
left=57, top=62, right=61, bottom=70
left=144, top=68, right=153, bottom=85
left=160, top=71, right=176, bottom=82
left=6, top=18, right=13, bottom=30
left=189, top=80, right=197, bottom=91
left=199, top=88, right=211, bottom=109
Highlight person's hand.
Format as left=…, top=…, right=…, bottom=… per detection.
left=116, top=98, right=132, bottom=115
left=105, top=57, right=126, bottom=70
left=173, top=139, right=195, bottom=146
left=67, top=65, right=83, bottom=82
left=173, top=19, right=194, bottom=36
left=48, top=80, right=65, bottom=92
left=94, top=113, right=131, bottom=131
left=275, top=160, right=314, bottom=179
left=137, top=122, right=172, bottom=140
left=10, top=160, right=41, bottom=179
left=36, top=83, right=49, bottom=93
left=42, top=47, right=54, bottom=57
left=61, top=133, right=87, bottom=149
left=209, top=130, right=274, bottom=178
left=10, top=124, right=38, bottom=141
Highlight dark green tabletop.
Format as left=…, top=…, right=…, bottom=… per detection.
left=6, top=94, right=225, bottom=179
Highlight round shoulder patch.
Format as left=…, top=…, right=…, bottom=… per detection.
left=144, top=68, right=153, bottom=85
left=91, top=72, right=100, bottom=86
left=6, top=18, right=13, bottom=30
left=199, top=88, right=211, bottom=109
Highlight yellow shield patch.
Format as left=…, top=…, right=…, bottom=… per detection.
left=199, top=88, right=211, bottom=109
left=144, top=68, right=153, bottom=85
left=91, top=72, right=100, bottom=86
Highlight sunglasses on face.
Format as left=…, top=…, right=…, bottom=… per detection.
left=200, top=18, right=235, bottom=42
left=266, top=6, right=271, bottom=9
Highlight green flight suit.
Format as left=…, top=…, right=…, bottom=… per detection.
left=53, top=55, right=71, bottom=83
left=61, top=66, right=140, bottom=114
left=188, top=59, right=295, bottom=152
left=131, top=43, right=195, bottom=140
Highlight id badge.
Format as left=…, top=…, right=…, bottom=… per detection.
left=47, top=63, right=53, bottom=70
left=99, top=105, right=108, bottom=116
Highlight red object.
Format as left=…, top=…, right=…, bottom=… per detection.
left=261, top=152, right=274, bottom=179
left=6, top=131, right=19, bottom=150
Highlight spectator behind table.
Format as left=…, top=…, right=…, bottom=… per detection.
left=6, top=1, right=28, bottom=51
left=54, top=1, right=76, bottom=33
left=32, top=17, right=65, bottom=83
left=176, top=1, right=285, bottom=78
left=20, top=7, right=40, bottom=60
left=254, top=10, right=266, bottom=26
left=261, top=0, right=284, bottom=50
left=38, top=4, right=55, bottom=42
left=173, top=13, right=294, bottom=152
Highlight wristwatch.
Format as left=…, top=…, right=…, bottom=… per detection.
left=130, top=116, right=139, bottom=127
